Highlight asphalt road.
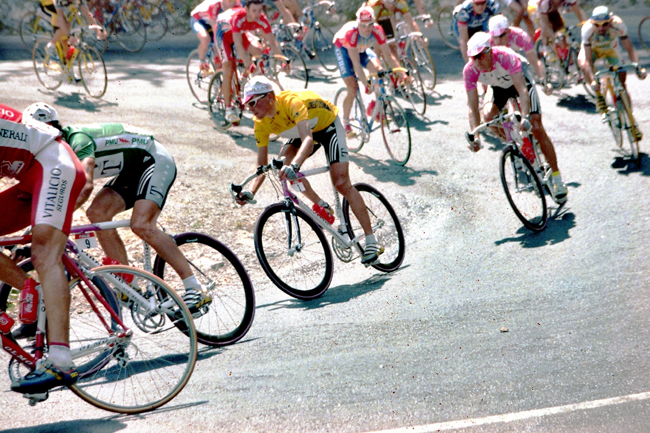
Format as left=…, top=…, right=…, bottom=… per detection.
left=1, top=9, right=650, bottom=432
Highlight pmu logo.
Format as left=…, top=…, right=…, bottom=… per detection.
left=0, top=160, right=25, bottom=177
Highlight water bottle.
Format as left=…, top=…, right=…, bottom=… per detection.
left=521, top=136, right=536, bottom=164
left=0, top=311, right=15, bottom=334
left=19, top=278, right=39, bottom=325
left=102, top=257, right=134, bottom=283
left=313, top=202, right=335, bottom=224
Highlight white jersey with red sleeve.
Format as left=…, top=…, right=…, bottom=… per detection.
left=0, top=103, right=62, bottom=180
left=230, top=7, right=272, bottom=34
left=463, top=46, right=523, bottom=91
left=333, top=21, right=387, bottom=50
left=191, top=0, right=224, bottom=21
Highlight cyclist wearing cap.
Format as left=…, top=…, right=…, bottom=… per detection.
left=578, top=6, right=646, bottom=137
left=333, top=6, right=403, bottom=138
left=218, top=0, right=286, bottom=124
left=463, top=32, right=568, bottom=202
left=537, top=0, right=586, bottom=46
left=488, top=15, right=547, bottom=90
left=454, top=0, right=501, bottom=62
left=191, top=0, right=242, bottom=77
left=235, top=76, right=385, bottom=265
left=0, top=102, right=85, bottom=394
left=21, top=103, right=213, bottom=319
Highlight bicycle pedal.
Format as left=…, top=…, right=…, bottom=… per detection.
left=24, top=391, right=49, bottom=406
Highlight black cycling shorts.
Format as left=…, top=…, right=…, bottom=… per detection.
left=285, top=117, right=350, bottom=165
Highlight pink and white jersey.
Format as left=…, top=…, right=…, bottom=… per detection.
left=581, top=16, right=627, bottom=51
left=231, top=7, right=272, bottom=34
left=463, top=46, right=523, bottom=91
left=191, top=0, right=225, bottom=21
left=493, top=26, right=533, bottom=52
left=333, top=21, right=387, bottom=50
left=0, top=103, right=62, bottom=180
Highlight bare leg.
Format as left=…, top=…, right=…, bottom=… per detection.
left=329, top=162, right=373, bottom=236
left=86, top=187, right=130, bottom=265
left=531, top=114, right=560, bottom=172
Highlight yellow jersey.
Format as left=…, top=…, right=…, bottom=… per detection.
left=254, top=90, right=339, bottom=148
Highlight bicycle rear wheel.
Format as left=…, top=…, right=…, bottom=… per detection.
left=153, top=233, right=255, bottom=347
left=187, top=48, right=214, bottom=104
left=114, top=8, right=147, bottom=52
left=69, top=265, right=197, bottom=414
left=19, top=11, right=52, bottom=51
left=603, top=84, right=623, bottom=148
left=143, top=7, right=168, bottom=41
left=618, top=98, right=641, bottom=166
left=437, top=5, right=459, bottom=50
left=255, top=203, right=333, bottom=300
left=397, top=58, right=427, bottom=116
left=500, top=146, right=547, bottom=232
left=311, top=24, right=337, bottom=71
left=381, top=96, right=412, bottom=165
left=32, top=39, right=64, bottom=91
left=275, top=45, right=309, bottom=89
left=409, top=39, right=436, bottom=90
left=333, top=87, right=367, bottom=152
left=78, top=45, right=107, bottom=98
left=342, top=183, right=405, bottom=273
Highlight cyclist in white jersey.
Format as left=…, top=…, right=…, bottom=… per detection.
left=0, top=102, right=86, bottom=394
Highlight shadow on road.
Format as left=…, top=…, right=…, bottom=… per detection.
left=349, top=153, right=438, bottom=186
left=611, top=153, right=650, bottom=176
left=52, top=92, right=118, bottom=111
left=494, top=210, right=576, bottom=248
left=1, top=419, right=128, bottom=433
left=556, top=93, right=597, bottom=114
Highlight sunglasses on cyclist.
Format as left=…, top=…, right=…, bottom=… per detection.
left=472, top=50, right=489, bottom=61
left=246, top=93, right=267, bottom=109
left=359, top=22, right=374, bottom=29
left=593, top=21, right=611, bottom=28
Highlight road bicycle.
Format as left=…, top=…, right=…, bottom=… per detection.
left=230, top=158, right=405, bottom=300
left=534, top=24, right=594, bottom=97
left=595, top=63, right=645, bottom=166
left=638, top=14, right=650, bottom=53
left=436, top=3, right=460, bottom=50
left=0, top=231, right=198, bottom=413
left=187, top=42, right=221, bottom=104
left=32, top=27, right=108, bottom=98
left=301, top=1, right=337, bottom=71
left=272, top=22, right=311, bottom=88
left=466, top=104, right=566, bottom=232
left=95, top=0, right=148, bottom=52
left=125, top=0, right=169, bottom=41
left=334, top=68, right=412, bottom=166
left=395, top=15, right=437, bottom=92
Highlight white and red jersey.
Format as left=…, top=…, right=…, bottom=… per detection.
left=230, top=7, right=272, bottom=34
left=0, top=103, right=63, bottom=180
left=333, top=21, right=387, bottom=51
left=581, top=16, right=628, bottom=51
left=463, top=46, right=523, bottom=91
left=493, top=26, right=534, bottom=52
left=191, top=0, right=226, bottom=22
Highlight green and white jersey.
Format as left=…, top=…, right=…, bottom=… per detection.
left=62, top=123, right=158, bottom=179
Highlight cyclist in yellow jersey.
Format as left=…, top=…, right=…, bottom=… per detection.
left=235, top=76, right=384, bottom=264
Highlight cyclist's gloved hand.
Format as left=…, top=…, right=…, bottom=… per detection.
left=280, top=163, right=300, bottom=181
left=465, top=132, right=481, bottom=152
left=236, top=190, right=255, bottom=206
left=521, top=115, right=532, bottom=132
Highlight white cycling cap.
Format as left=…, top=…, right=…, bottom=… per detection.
left=467, top=32, right=492, bottom=57
left=22, top=102, right=59, bottom=124
left=243, top=76, right=275, bottom=104
left=591, top=6, right=612, bottom=22
left=356, top=6, right=375, bottom=23
left=489, top=15, right=510, bottom=37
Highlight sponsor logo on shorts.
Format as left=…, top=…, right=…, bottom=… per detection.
left=43, top=168, right=69, bottom=218
left=0, top=161, right=25, bottom=177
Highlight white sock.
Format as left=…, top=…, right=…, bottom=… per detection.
left=48, top=343, right=72, bottom=368
left=182, top=275, right=201, bottom=292
left=365, top=234, right=377, bottom=245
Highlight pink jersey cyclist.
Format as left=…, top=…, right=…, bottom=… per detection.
left=0, top=103, right=84, bottom=235
left=493, top=25, right=533, bottom=51
left=463, top=45, right=522, bottom=91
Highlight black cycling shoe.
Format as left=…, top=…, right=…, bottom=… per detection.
left=11, top=323, right=37, bottom=340
left=11, top=360, right=78, bottom=394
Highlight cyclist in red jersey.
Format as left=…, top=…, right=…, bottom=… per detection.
left=219, top=0, right=286, bottom=123
left=191, top=0, right=241, bottom=76
left=0, top=102, right=85, bottom=394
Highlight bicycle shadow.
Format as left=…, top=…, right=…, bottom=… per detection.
left=556, top=93, right=597, bottom=114
left=405, top=109, right=447, bottom=132
left=0, top=419, right=128, bottom=433
left=494, top=207, right=576, bottom=248
left=349, top=153, right=439, bottom=187
left=611, top=153, right=650, bottom=176
left=52, top=92, right=118, bottom=112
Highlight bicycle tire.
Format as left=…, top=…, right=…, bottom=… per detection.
left=163, top=0, right=191, bottom=35
left=186, top=48, right=215, bottom=104
left=311, top=24, right=337, bottom=71
left=32, top=39, right=64, bottom=91
left=618, top=94, right=641, bottom=166
left=19, top=11, right=52, bottom=51
left=333, top=87, right=367, bottom=152
left=69, top=265, right=197, bottom=414
left=342, top=183, right=405, bottom=273
left=381, top=96, right=412, bottom=165
left=639, top=15, right=650, bottom=52
left=255, top=203, right=333, bottom=300
left=79, top=23, right=108, bottom=55
left=603, top=81, right=623, bottom=148
left=114, top=8, right=147, bottom=52
left=437, top=5, right=459, bottom=50
left=152, top=232, right=255, bottom=347
left=398, top=57, right=427, bottom=116
left=409, top=39, right=436, bottom=90
left=277, top=44, right=309, bottom=89
left=78, top=45, right=108, bottom=98
left=499, top=145, right=548, bottom=232
left=143, top=5, right=168, bottom=41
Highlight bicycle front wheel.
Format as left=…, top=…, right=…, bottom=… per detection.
left=32, top=39, right=64, bottom=91
left=19, top=11, right=52, bottom=51
left=342, top=183, right=405, bottom=273
left=69, top=265, right=197, bottom=414
left=437, top=5, right=459, bottom=50
left=333, top=87, right=367, bottom=152
left=78, top=45, right=107, bottom=98
left=143, top=7, right=168, bottom=41
left=603, top=83, right=623, bottom=148
left=114, top=8, right=147, bottom=52
left=276, top=45, right=309, bottom=89
left=618, top=98, right=641, bottom=165
left=500, top=146, right=547, bottom=232
left=381, top=96, right=412, bottom=165
left=409, top=39, right=436, bottom=90
left=311, top=24, right=337, bottom=71
left=186, top=49, right=214, bottom=104
left=153, top=233, right=255, bottom=347
left=398, top=57, right=427, bottom=116
left=255, top=203, right=333, bottom=300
